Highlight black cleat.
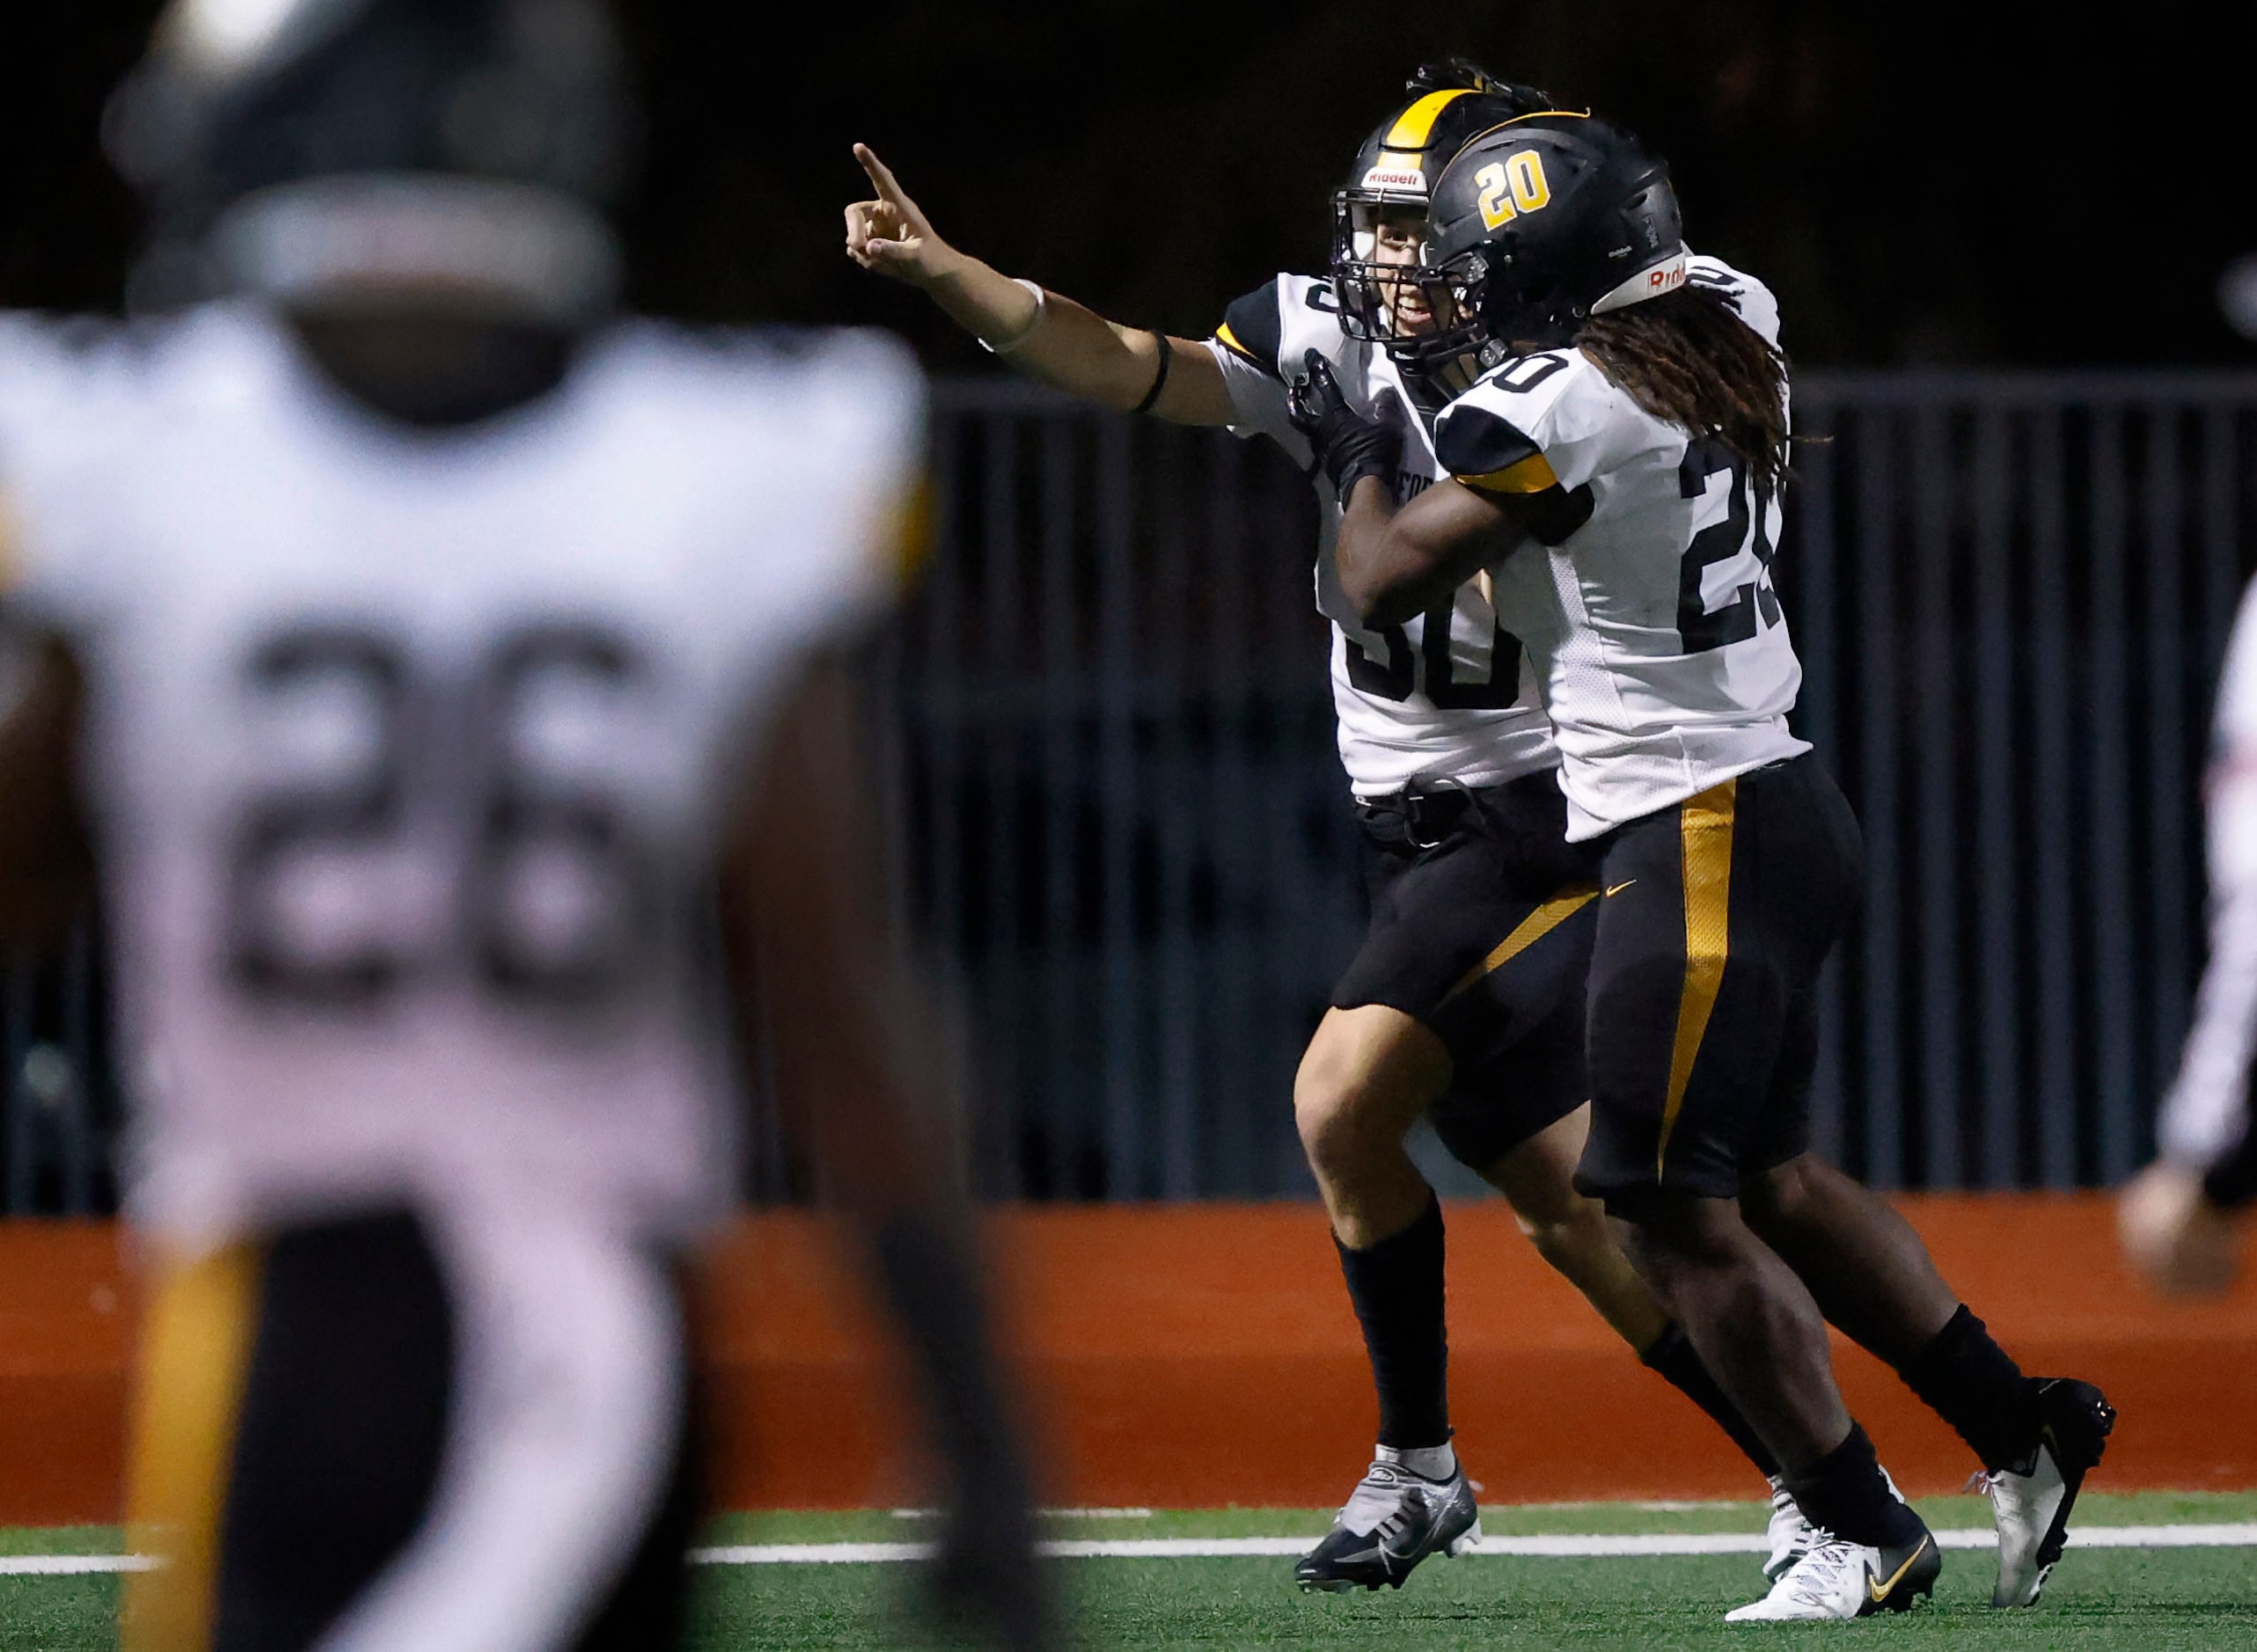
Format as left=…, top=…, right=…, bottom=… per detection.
left=1293, top=1458, right=1482, bottom=1593
left=1979, top=1377, right=2117, bottom=1607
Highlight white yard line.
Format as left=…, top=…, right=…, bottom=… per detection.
left=0, top=1554, right=157, bottom=1576
left=686, top=1524, right=2257, bottom=1565
left=890, top=1507, right=1154, bottom=1520
left=17, top=1523, right=2257, bottom=1575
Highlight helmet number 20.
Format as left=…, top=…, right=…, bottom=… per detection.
left=1475, top=152, right=1553, bottom=231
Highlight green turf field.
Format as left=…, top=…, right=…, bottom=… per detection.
left=8, top=1491, right=2256, bottom=1649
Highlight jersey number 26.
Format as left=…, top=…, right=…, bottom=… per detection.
left=224, top=623, right=663, bottom=1012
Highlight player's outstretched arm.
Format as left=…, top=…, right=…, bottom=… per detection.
left=0, top=622, right=93, bottom=947
left=844, top=143, right=1233, bottom=426
left=721, top=651, right=1053, bottom=1652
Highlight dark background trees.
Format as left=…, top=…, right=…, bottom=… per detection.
left=10, top=2, right=2253, bottom=369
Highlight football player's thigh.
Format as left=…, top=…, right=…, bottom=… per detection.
left=124, top=1211, right=453, bottom=1652
left=1579, top=798, right=1761, bottom=1202
left=1579, top=808, right=1696, bottom=1137
left=1423, top=874, right=1601, bottom=1078
left=1333, top=826, right=1593, bottom=1079
left=1740, top=983, right=1821, bottom=1184
left=125, top=1209, right=701, bottom=1652
left=1429, top=930, right=1594, bottom=1177
left=1299, top=1002, right=1455, bottom=1145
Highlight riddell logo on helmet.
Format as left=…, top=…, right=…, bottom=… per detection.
left=1647, top=265, right=1686, bottom=293
left=1361, top=165, right=1425, bottom=192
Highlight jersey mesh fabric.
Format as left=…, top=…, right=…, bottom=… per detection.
left=1434, top=256, right=1809, bottom=840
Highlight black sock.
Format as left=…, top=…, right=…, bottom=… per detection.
left=1641, top=1323, right=1781, bottom=1480
left=1783, top=1423, right=1926, bottom=1549
left=1900, top=1305, right=2040, bottom=1473
left=1336, top=1195, right=1450, bottom=1450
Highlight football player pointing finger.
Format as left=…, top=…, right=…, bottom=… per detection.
left=848, top=61, right=1849, bottom=1597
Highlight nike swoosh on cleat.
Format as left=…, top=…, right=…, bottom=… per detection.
left=1606, top=880, right=1638, bottom=897
left=1867, top=1537, right=1933, bottom=1604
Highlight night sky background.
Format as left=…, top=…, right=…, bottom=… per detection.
left=7, top=2, right=2255, bottom=372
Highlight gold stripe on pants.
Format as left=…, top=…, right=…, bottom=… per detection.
left=122, top=1244, right=261, bottom=1652
left=1655, top=779, right=1738, bottom=1179
left=1440, top=884, right=1601, bottom=1003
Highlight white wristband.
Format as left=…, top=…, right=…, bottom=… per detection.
left=978, top=278, right=1047, bottom=355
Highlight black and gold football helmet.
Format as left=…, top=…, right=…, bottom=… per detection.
left=1330, top=62, right=1552, bottom=369
left=1419, top=113, right=1684, bottom=368
left=105, top=0, right=633, bottom=318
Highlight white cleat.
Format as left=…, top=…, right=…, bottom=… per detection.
left=1726, top=1529, right=1939, bottom=1622
left=1293, top=1457, right=1482, bottom=1593
left=1977, top=1377, right=2116, bottom=1608
left=1762, top=1479, right=1814, bottom=1583
left=1762, top=1466, right=1903, bottom=1583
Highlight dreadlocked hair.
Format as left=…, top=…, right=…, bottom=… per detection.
left=1574, top=284, right=1790, bottom=493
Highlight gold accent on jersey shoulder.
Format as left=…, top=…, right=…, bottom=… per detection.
left=1384, top=89, right=1476, bottom=150
left=1457, top=452, right=1559, bottom=495
left=1213, top=321, right=1264, bottom=366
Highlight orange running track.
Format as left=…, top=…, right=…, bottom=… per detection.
left=3, top=1195, right=2253, bottom=1523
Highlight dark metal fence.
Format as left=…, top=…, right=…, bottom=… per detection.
left=12, top=373, right=2257, bottom=1210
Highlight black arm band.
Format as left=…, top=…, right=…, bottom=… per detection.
left=1131, top=330, right=1172, bottom=416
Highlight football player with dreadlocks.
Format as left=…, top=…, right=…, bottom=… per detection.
left=846, top=62, right=1827, bottom=1594
left=1312, top=108, right=2119, bottom=1620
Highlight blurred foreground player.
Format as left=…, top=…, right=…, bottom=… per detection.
left=0, top=2, right=1048, bottom=1648
left=1312, top=111, right=2116, bottom=1619
left=846, top=63, right=1818, bottom=1593
left=2122, top=577, right=2257, bottom=1291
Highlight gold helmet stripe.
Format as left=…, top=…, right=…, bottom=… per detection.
left=1383, top=88, right=1476, bottom=150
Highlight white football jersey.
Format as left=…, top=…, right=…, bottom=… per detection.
left=0, top=303, right=917, bottom=1247
left=1434, top=256, right=1809, bottom=840
left=1205, top=273, right=1556, bottom=797
left=2159, top=574, right=2257, bottom=1177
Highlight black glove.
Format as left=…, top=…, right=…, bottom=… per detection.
left=1286, top=351, right=1402, bottom=501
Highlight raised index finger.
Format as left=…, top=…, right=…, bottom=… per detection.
left=853, top=143, right=910, bottom=207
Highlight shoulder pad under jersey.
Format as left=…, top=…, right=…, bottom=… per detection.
left=1216, top=274, right=1352, bottom=381
left=1685, top=252, right=1783, bottom=350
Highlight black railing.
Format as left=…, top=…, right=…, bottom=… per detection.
left=12, top=372, right=2257, bottom=1210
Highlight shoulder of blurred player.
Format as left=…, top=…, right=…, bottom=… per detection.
left=617, top=319, right=933, bottom=598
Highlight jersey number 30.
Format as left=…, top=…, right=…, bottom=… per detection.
left=225, top=624, right=662, bottom=1012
